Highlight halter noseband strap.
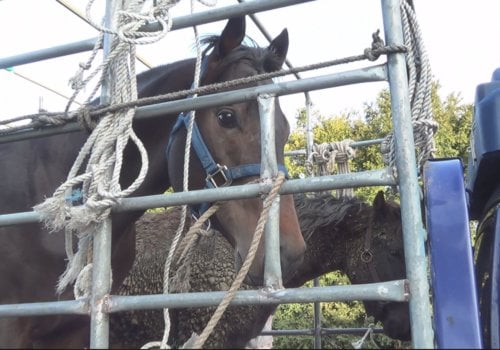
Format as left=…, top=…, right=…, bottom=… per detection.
left=168, top=111, right=289, bottom=190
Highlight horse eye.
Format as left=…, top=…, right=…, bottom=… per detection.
left=216, top=109, right=238, bottom=128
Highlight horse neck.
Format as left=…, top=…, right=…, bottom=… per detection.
left=285, top=196, right=371, bottom=288
left=121, top=59, right=196, bottom=199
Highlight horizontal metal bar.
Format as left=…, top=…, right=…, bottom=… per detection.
left=0, top=64, right=388, bottom=144
left=0, top=280, right=407, bottom=318
left=162, top=0, right=316, bottom=31
left=260, top=327, right=384, bottom=336
left=0, top=0, right=315, bottom=70
left=109, top=279, right=409, bottom=313
left=0, top=38, right=96, bottom=70
left=0, top=299, right=88, bottom=317
left=285, top=138, right=385, bottom=156
left=0, top=167, right=396, bottom=227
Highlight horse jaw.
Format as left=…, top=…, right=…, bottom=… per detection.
left=216, top=194, right=305, bottom=286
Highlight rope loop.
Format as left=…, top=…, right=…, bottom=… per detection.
left=381, top=0, right=437, bottom=170
left=34, top=0, right=180, bottom=296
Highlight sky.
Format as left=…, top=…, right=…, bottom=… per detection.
left=1, top=0, right=499, bottom=128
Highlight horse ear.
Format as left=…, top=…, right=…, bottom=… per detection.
left=373, top=190, right=387, bottom=216
left=265, top=28, right=289, bottom=71
left=218, top=16, right=246, bottom=57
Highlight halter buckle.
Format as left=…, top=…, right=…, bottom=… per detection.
left=206, top=164, right=231, bottom=188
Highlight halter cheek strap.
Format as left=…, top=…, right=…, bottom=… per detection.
left=165, top=55, right=289, bottom=217
left=166, top=111, right=289, bottom=217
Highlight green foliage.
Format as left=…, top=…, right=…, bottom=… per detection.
left=277, top=81, right=473, bottom=348
left=273, top=272, right=409, bottom=349
left=285, top=82, right=472, bottom=202
left=431, top=87, right=473, bottom=165
left=146, top=187, right=173, bottom=213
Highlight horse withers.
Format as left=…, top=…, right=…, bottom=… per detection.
left=0, top=16, right=304, bottom=348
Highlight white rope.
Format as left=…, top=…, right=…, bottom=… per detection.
left=34, top=0, right=180, bottom=296
left=306, top=140, right=356, bottom=198
left=137, top=1, right=217, bottom=348
left=381, top=0, right=438, bottom=171
left=351, top=324, right=379, bottom=349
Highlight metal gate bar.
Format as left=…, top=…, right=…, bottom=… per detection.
left=381, top=0, right=434, bottom=347
left=0, top=279, right=408, bottom=317
left=259, top=95, right=283, bottom=286
left=0, top=1, right=437, bottom=347
left=0, top=0, right=315, bottom=70
left=0, top=64, right=388, bottom=144
left=0, top=167, right=397, bottom=226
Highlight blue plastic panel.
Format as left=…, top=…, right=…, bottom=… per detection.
left=490, top=209, right=500, bottom=348
left=424, top=158, right=482, bottom=348
left=466, top=67, right=500, bottom=219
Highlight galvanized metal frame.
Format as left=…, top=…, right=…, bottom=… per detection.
left=0, top=0, right=436, bottom=348
left=381, top=1, right=434, bottom=347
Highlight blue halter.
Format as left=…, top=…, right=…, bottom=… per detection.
left=166, top=111, right=289, bottom=217
left=165, top=57, right=289, bottom=217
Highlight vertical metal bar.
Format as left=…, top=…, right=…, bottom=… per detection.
left=305, top=92, right=314, bottom=166
left=90, top=219, right=113, bottom=348
left=313, top=277, right=322, bottom=349
left=90, top=0, right=116, bottom=347
left=259, top=94, right=283, bottom=288
left=381, top=0, right=434, bottom=348
left=99, top=0, right=115, bottom=106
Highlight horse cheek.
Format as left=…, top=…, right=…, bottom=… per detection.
left=279, top=195, right=306, bottom=280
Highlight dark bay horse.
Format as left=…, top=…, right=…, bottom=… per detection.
left=109, top=191, right=410, bottom=348
left=0, top=16, right=304, bottom=348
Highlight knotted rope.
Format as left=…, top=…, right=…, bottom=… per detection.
left=140, top=1, right=218, bottom=348
left=190, top=171, right=287, bottom=349
left=34, top=0, right=181, bottom=296
left=141, top=170, right=284, bottom=349
left=306, top=140, right=356, bottom=198
left=381, top=0, right=438, bottom=171
left=0, top=31, right=407, bottom=135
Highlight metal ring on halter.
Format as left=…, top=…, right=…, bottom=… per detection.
left=360, top=249, right=373, bottom=263
left=191, top=213, right=211, bottom=232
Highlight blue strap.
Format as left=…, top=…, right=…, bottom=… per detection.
left=164, top=53, right=289, bottom=217
left=227, top=164, right=289, bottom=181
left=184, top=112, right=221, bottom=178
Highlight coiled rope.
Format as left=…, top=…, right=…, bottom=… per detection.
left=380, top=0, right=438, bottom=171
left=306, top=140, right=356, bottom=198
left=34, top=0, right=181, bottom=296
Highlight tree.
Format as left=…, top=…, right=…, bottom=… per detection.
left=285, top=82, right=472, bottom=201
left=274, top=81, right=473, bottom=349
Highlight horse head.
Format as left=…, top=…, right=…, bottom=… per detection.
left=345, top=191, right=411, bottom=341
left=166, top=16, right=305, bottom=285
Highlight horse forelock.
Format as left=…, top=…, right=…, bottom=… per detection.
left=198, top=34, right=291, bottom=148
left=200, top=35, right=282, bottom=82
left=293, top=193, right=368, bottom=242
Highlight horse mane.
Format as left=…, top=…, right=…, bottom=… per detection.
left=198, top=34, right=259, bottom=52
left=293, top=193, right=367, bottom=242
